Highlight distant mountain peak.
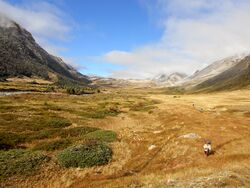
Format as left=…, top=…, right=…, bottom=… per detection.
left=152, top=72, right=187, bottom=86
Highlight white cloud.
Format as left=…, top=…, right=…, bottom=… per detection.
left=0, top=0, right=72, bottom=53
left=102, top=0, right=250, bottom=79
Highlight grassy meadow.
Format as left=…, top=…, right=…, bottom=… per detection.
left=0, top=79, right=249, bottom=187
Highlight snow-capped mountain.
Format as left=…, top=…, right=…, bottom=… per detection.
left=152, top=72, right=187, bottom=86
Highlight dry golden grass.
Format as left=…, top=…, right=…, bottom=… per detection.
left=0, top=77, right=54, bottom=92
left=0, top=85, right=249, bottom=187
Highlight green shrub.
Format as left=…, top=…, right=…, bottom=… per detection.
left=66, top=87, right=84, bottom=95
left=66, top=86, right=96, bottom=95
left=33, top=139, right=72, bottom=151
left=84, top=130, right=117, bottom=142
left=0, top=149, right=49, bottom=179
left=46, top=85, right=55, bottom=92
left=57, top=141, right=112, bottom=168
left=30, top=80, right=38, bottom=84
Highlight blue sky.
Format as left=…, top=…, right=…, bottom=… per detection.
left=1, top=0, right=250, bottom=78
left=60, top=0, right=163, bottom=76
left=2, top=0, right=163, bottom=77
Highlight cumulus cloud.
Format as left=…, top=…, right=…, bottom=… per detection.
left=103, top=0, right=250, bottom=79
left=0, top=0, right=72, bottom=53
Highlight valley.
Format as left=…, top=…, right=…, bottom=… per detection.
left=0, top=9, right=250, bottom=188
left=0, top=82, right=249, bottom=187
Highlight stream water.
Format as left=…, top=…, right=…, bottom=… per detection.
left=0, top=91, right=33, bottom=96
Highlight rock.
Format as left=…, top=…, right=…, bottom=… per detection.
left=153, top=130, right=162, bottom=134
left=167, top=177, right=175, bottom=183
left=148, top=145, right=157, bottom=151
left=172, top=125, right=182, bottom=129
left=179, top=133, right=201, bottom=139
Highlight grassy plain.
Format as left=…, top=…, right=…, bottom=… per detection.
left=0, top=80, right=249, bottom=187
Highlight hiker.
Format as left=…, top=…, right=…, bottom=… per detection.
left=203, top=140, right=212, bottom=156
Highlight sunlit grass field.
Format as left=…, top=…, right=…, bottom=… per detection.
left=0, top=80, right=249, bottom=187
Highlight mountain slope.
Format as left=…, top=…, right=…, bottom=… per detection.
left=194, top=55, right=250, bottom=91
left=0, top=16, right=90, bottom=84
left=184, top=54, right=248, bottom=88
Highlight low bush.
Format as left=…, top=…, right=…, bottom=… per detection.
left=66, top=86, right=96, bottom=95
left=84, top=130, right=117, bottom=142
left=33, top=139, right=72, bottom=151
left=0, top=149, right=49, bottom=179
left=30, top=80, right=39, bottom=84
left=45, top=85, right=55, bottom=92
left=57, top=141, right=112, bottom=168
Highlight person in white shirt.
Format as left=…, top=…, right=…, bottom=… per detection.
left=203, top=140, right=212, bottom=156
